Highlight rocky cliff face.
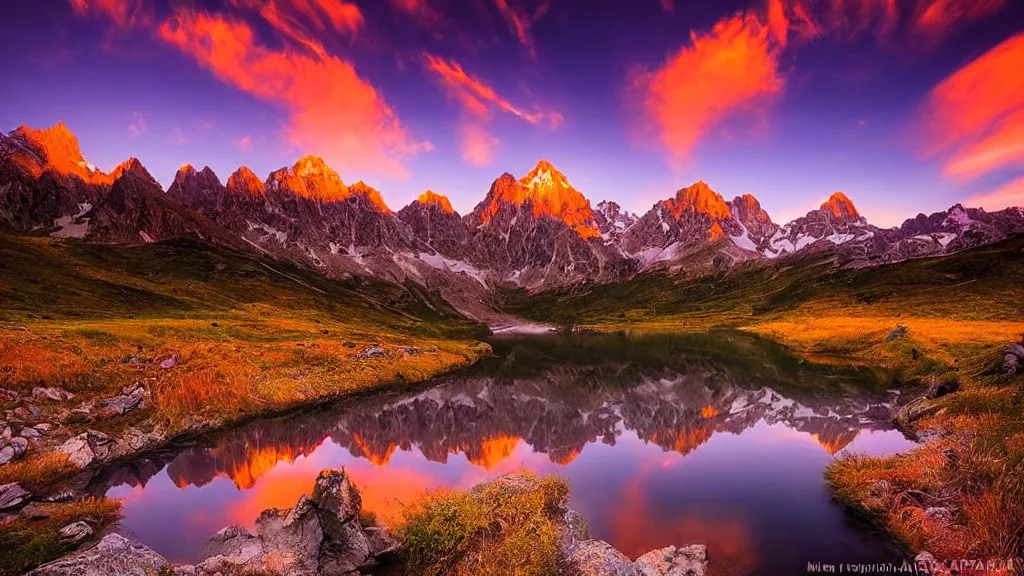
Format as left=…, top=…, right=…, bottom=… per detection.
left=4, top=122, right=1024, bottom=321
left=86, top=159, right=232, bottom=246
left=0, top=124, right=107, bottom=234
left=463, top=169, right=634, bottom=289
left=396, top=190, right=471, bottom=259
left=621, top=181, right=750, bottom=270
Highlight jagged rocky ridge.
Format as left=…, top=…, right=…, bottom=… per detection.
left=3, top=123, right=1024, bottom=319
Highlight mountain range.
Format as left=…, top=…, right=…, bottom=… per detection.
left=3, top=122, right=1023, bottom=322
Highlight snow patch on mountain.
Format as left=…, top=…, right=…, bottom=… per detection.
left=418, top=252, right=490, bottom=287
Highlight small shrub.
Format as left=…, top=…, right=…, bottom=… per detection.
left=394, top=473, right=569, bottom=576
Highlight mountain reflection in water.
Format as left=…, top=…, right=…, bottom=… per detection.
left=97, top=332, right=915, bottom=574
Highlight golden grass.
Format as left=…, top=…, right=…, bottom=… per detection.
left=393, top=473, right=569, bottom=576
left=749, top=316, right=1024, bottom=350
left=0, top=498, right=122, bottom=576
left=0, top=453, right=76, bottom=493
left=0, top=317, right=490, bottom=432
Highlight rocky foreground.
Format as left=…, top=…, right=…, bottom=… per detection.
left=24, top=470, right=708, bottom=576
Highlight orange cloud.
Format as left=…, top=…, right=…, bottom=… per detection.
left=968, top=176, right=1024, bottom=211
left=768, top=0, right=789, bottom=47
left=157, top=10, right=429, bottom=178
left=921, top=32, right=1024, bottom=180
left=634, top=12, right=784, bottom=162
left=493, top=0, right=550, bottom=59
left=423, top=53, right=561, bottom=165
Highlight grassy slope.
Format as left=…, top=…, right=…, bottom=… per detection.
left=0, top=234, right=489, bottom=464
left=503, top=236, right=1024, bottom=561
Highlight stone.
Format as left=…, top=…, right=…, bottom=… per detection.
left=364, top=526, right=401, bottom=557
left=34, top=423, right=52, bottom=432
left=25, top=533, right=170, bottom=576
left=1006, top=343, right=1024, bottom=359
left=100, top=387, right=145, bottom=416
left=198, top=525, right=264, bottom=565
left=1, top=425, right=11, bottom=440
left=13, top=406, right=30, bottom=419
left=1004, top=353, right=1021, bottom=374
left=559, top=540, right=641, bottom=576
left=6, top=436, right=29, bottom=461
left=356, top=346, right=387, bottom=359
left=0, top=388, right=18, bottom=402
left=925, top=507, right=954, bottom=524
left=58, top=521, right=93, bottom=544
left=57, top=430, right=112, bottom=468
left=634, top=545, right=708, bottom=576
left=19, top=427, right=42, bottom=439
left=32, top=387, right=74, bottom=402
left=311, top=468, right=362, bottom=524
left=28, top=404, right=42, bottom=416
left=886, top=324, right=908, bottom=341
left=0, top=444, right=16, bottom=466
left=253, top=494, right=324, bottom=576
left=557, top=508, right=591, bottom=559
left=0, top=482, right=30, bottom=510
left=159, top=355, right=179, bottom=369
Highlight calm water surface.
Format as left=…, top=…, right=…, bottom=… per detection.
left=91, top=332, right=916, bottom=575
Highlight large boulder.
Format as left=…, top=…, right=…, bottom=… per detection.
left=198, top=525, right=264, bottom=564
left=193, top=469, right=383, bottom=576
left=635, top=545, right=708, bottom=576
left=559, top=539, right=641, bottom=576
left=26, top=533, right=170, bottom=576
left=254, top=494, right=324, bottom=575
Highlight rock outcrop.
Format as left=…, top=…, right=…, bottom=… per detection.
left=28, top=469, right=400, bottom=576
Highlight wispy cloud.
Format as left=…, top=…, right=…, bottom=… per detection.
left=493, top=0, right=550, bottom=60
left=920, top=32, right=1024, bottom=180
left=157, top=10, right=430, bottom=177
left=422, top=53, right=561, bottom=165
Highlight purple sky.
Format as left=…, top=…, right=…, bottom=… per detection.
left=2, top=0, right=1023, bottom=226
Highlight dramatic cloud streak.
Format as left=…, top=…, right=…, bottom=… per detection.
left=921, top=32, right=1024, bottom=180
left=71, top=0, right=428, bottom=178
left=423, top=53, right=561, bottom=165
left=157, top=10, right=429, bottom=177
left=633, top=12, right=784, bottom=163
